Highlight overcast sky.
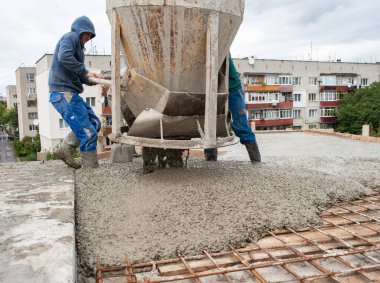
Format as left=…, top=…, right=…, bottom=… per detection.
left=1, top=0, right=380, bottom=96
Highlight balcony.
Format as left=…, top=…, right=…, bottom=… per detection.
left=245, top=85, right=280, bottom=92
left=278, top=101, right=293, bottom=109
left=320, top=101, right=340, bottom=107
left=255, top=119, right=293, bottom=126
left=102, top=106, right=112, bottom=115
left=320, top=117, right=337, bottom=124
left=246, top=103, right=274, bottom=110
left=279, top=85, right=293, bottom=93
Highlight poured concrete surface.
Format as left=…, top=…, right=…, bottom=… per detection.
left=0, top=161, right=76, bottom=283
left=221, top=132, right=380, bottom=189
left=75, top=133, right=380, bottom=277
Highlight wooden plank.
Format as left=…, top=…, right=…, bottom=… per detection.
left=204, top=11, right=219, bottom=148
left=111, top=9, right=122, bottom=137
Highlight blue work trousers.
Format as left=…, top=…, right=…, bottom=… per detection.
left=229, top=87, right=256, bottom=144
left=49, top=92, right=101, bottom=152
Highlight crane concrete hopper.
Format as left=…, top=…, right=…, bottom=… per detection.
left=105, top=0, right=245, bottom=172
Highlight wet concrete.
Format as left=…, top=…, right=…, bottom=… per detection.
left=75, top=132, right=380, bottom=278
left=0, top=161, right=76, bottom=283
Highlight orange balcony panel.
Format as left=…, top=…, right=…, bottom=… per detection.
left=246, top=85, right=280, bottom=92
left=278, top=101, right=293, bottom=109
left=320, top=117, right=336, bottom=124
left=279, top=85, right=293, bottom=93
left=320, top=101, right=339, bottom=107
left=104, top=127, right=112, bottom=135
left=102, top=106, right=112, bottom=115
left=255, top=119, right=293, bottom=126
left=246, top=103, right=274, bottom=110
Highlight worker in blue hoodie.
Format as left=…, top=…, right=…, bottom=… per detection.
left=49, top=16, right=104, bottom=169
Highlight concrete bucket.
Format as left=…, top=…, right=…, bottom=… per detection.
left=106, top=0, right=245, bottom=152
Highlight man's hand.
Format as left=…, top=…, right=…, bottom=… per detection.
left=87, top=71, right=105, bottom=79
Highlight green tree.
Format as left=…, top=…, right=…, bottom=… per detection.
left=2, top=108, right=18, bottom=129
left=0, top=103, right=6, bottom=125
left=337, top=82, right=380, bottom=136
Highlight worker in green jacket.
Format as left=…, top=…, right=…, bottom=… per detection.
left=205, top=57, right=261, bottom=162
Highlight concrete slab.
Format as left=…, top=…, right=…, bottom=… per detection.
left=221, top=132, right=380, bottom=190
left=0, top=161, right=76, bottom=283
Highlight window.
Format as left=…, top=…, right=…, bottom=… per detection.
left=309, top=109, right=317, bottom=118
left=361, top=78, right=369, bottom=86
left=12, top=94, right=17, bottom=99
left=27, top=100, right=37, bottom=107
left=320, top=91, right=337, bottom=101
left=59, top=119, right=70, bottom=129
left=308, top=93, right=317, bottom=101
left=106, top=116, right=112, bottom=127
left=280, top=109, right=292, bottom=119
left=293, top=77, right=302, bottom=85
left=13, top=103, right=17, bottom=108
left=264, top=110, right=280, bottom=120
left=86, top=97, right=96, bottom=107
left=279, top=76, right=292, bottom=85
left=26, top=73, right=35, bottom=82
left=247, top=75, right=264, bottom=85
left=321, top=107, right=337, bottom=117
left=265, top=75, right=279, bottom=85
left=27, top=88, right=36, bottom=95
left=293, top=110, right=301, bottom=119
left=293, top=93, right=301, bottom=102
left=320, top=76, right=336, bottom=86
left=248, top=92, right=279, bottom=103
left=337, top=76, right=357, bottom=86
left=29, top=125, right=38, bottom=131
left=309, top=124, right=317, bottom=129
left=308, top=77, right=318, bottom=86
left=28, top=112, right=38, bottom=119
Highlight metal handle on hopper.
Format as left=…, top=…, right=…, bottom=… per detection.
left=89, top=77, right=112, bottom=86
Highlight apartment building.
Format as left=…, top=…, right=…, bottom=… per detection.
left=15, top=67, right=38, bottom=139
left=5, top=85, right=18, bottom=109
left=233, top=58, right=380, bottom=130
left=36, top=54, right=116, bottom=152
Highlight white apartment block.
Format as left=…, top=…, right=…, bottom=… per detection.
left=5, top=85, right=17, bottom=109
left=36, top=54, right=113, bottom=152
left=15, top=67, right=38, bottom=139
left=233, top=58, right=380, bottom=130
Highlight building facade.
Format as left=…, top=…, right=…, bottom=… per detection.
left=233, top=58, right=380, bottom=130
left=5, top=85, right=18, bottom=109
left=36, top=54, right=115, bottom=152
left=15, top=67, right=38, bottom=139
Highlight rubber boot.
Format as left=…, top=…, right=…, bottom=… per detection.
left=245, top=141, right=261, bottom=163
left=204, top=148, right=218, bottom=161
left=54, top=142, right=81, bottom=169
left=80, top=150, right=99, bottom=168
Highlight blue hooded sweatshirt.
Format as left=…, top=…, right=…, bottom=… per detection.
left=49, top=16, right=96, bottom=94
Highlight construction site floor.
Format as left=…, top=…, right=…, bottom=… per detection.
left=0, top=161, right=76, bottom=283
left=1, top=132, right=380, bottom=283
left=76, top=132, right=380, bottom=281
